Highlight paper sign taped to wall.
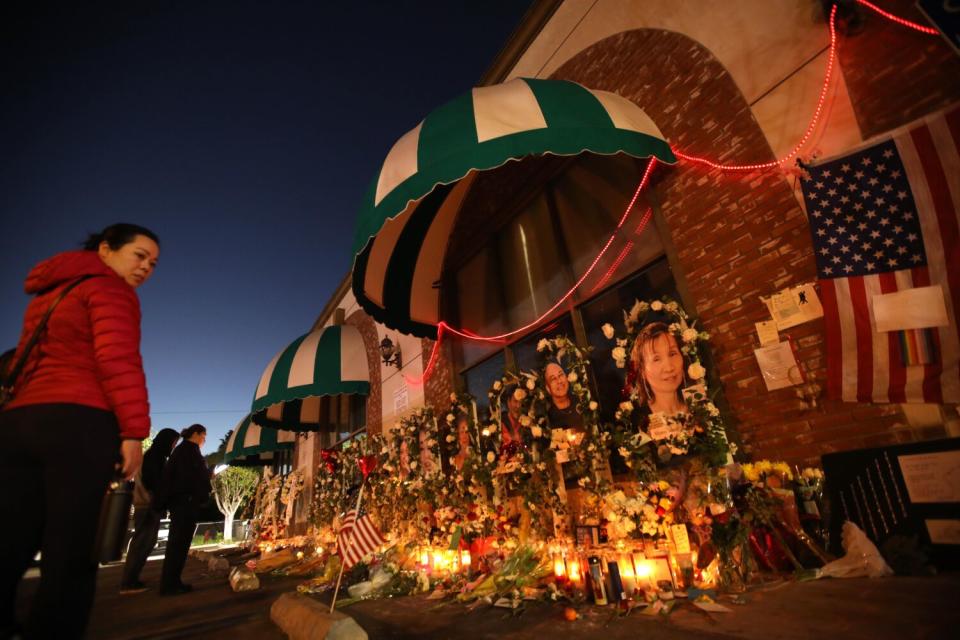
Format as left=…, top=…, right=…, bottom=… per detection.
left=873, top=285, right=949, bottom=332
left=754, top=341, right=802, bottom=391
left=898, top=451, right=960, bottom=503
left=763, top=284, right=823, bottom=329
left=755, top=320, right=779, bottom=346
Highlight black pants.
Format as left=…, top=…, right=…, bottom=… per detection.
left=160, top=500, right=197, bottom=589
left=0, top=404, right=119, bottom=639
left=120, top=507, right=162, bottom=587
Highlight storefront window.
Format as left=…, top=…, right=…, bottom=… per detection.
left=462, top=351, right=506, bottom=411
left=498, top=198, right=570, bottom=328
left=511, top=315, right=574, bottom=374
left=553, top=154, right=663, bottom=299
left=451, top=154, right=679, bottom=415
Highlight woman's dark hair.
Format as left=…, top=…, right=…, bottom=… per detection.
left=180, top=423, right=207, bottom=440
left=149, top=428, right=180, bottom=455
left=82, top=223, right=160, bottom=251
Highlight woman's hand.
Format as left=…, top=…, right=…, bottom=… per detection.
left=120, top=439, right=144, bottom=480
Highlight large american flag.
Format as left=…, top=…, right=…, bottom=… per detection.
left=800, top=106, right=959, bottom=404
left=337, top=508, right=385, bottom=569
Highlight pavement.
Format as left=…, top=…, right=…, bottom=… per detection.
left=13, top=549, right=960, bottom=639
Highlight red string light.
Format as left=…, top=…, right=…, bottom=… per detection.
left=854, top=0, right=939, bottom=34
left=441, top=158, right=657, bottom=343
left=405, top=161, right=658, bottom=386
left=673, top=4, right=839, bottom=172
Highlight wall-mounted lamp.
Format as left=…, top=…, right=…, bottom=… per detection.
left=380, top=336, right=402, bottom=368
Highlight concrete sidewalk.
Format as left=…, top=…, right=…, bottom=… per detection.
left=14, top=551, right=960, bottom=639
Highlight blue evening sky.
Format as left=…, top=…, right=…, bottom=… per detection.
left=1, top=1, right=532, bottom=452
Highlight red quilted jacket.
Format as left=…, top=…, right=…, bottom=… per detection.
left=4, top=250, right=151, bottom=439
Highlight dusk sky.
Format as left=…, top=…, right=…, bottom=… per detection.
left=1, top=1, right=532, bottom=452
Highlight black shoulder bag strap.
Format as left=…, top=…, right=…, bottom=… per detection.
left=1, top=274, right=98, bottom=394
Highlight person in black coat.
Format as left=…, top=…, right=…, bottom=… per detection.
left=155, top=424, right=211, bottom=595
left=120, top=427, right=180, bottom=593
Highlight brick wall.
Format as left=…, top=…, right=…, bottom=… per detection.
left=422, top=336, right=457, bottom=410
left=838, top=0, right=960, bottom=139
left=347, top=310, right=383, bottom=435
left=549, top=22, right=955, bottom=466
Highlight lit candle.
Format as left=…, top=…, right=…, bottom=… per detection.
left=618, top=555, right=637, bottom=596
left=567, top=557, right=582, bottom=582
left=460, top=549, right=472, bottom=572
left=633, top=556, right=655, bottom=590
left=432, top=550, right=445, bottom=571
left=554, top=555, right=567, bottom=579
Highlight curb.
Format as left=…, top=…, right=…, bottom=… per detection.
left=270, top=592, right=368, bottom=640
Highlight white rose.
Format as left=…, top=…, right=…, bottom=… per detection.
left=651, top=300, right=664, bottom=311
left=665, top=301, right=678, bottom=313
left=688, top=362, right=706, bottom=380
left=567, top=372, right=577, bottom=383
left=446, top=413, right=455, bottom=423
left=531, top=426, right=542, bottom=438
left=602, top=323, right=615, bottom=339
left=526, top=378, right=536, bottom=390
left=514, top=388, right=526, bottom=401
left=450, top=392, right=458, bottom=402
left=611, top=347, right=627, bottom=368
left=589, top=401, right=598, bottom=411
left=682, top=328, right=698, bottom=343
left=536, top=339, right=550, bottom=352
left=486, top=451, right=495, bottom=463
left=706, top=402, right=720, bottom=417
left=619, top=401, right=634, bottom=413
left=445, top=435, right=455, bottom=443
left=410, top=461, right=418, bottom=470
left=520, top=415, right=532, bottom=426
left=493, top=381, right=502, bottom=391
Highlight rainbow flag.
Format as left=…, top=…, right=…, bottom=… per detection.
left=897, top=328, right=938, bottom=366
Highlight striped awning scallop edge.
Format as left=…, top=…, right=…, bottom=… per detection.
left=224, top=413, right=296, bottom=466
left=351, top=77, right=677, bottom=338
left=251, top=324, right=370, bottom=431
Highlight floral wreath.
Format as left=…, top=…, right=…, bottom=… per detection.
left=310, top=443, right=356, bottom=530
left=605, top=297, right=731, bottom=469
left=534, top=335, right=611, bottom=495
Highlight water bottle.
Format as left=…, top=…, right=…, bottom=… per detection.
left=93, top=476, right=134, bottom=563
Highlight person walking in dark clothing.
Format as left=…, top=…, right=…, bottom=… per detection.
left=120, top=428, right=180, bottom=594
left=155, top=424, right=210, bottom=595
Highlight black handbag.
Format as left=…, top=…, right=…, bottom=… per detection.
left=0, top=275, right=96, bottom=408
left=93, top=476, right=135, bottom=563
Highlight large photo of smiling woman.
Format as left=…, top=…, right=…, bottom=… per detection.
left=630, top=321, right=689, bottom=419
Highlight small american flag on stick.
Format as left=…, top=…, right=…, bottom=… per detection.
left=337, top=508, right=384, bottom=569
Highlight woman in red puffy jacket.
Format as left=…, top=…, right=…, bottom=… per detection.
left=0, top=223, right=160, bottom=639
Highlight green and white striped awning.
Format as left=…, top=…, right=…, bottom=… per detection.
left=251, top=324, right=370, bottom=431
left=224, top=414, right=296, bottom=466
left=352, top=77, right=677, bottom=338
